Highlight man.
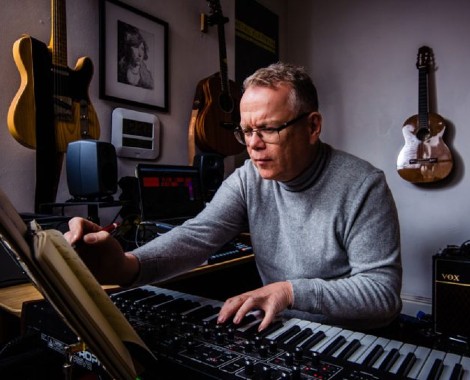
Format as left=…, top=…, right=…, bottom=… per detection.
left=65, top=62, right=402, bottom=332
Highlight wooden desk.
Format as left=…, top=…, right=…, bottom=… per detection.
left=0, top=255, right=257, bottom=344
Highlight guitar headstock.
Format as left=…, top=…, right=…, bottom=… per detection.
left=207, top=0, right=229, bottom=26
left=416, top=46, right=434, bottom=71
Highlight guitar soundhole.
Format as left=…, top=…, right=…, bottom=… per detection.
left=218, top=92, right=234, bottom=114
left=416, top=127, right=431, bottom=141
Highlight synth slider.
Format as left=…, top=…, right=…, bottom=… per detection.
left=23, top=285, right=470, bottom=379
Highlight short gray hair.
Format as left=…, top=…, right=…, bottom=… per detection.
left=243, top=62, right=319, bottom=113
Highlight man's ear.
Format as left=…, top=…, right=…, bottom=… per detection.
left=309, top=112, right=322, bottom=138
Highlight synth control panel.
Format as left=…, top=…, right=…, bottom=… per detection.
left=23, top=285, right=470, bottom=380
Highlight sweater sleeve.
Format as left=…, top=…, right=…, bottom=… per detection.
left=130, top=169, right=248, bottom=286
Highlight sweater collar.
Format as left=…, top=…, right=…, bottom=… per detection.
left=279, top=141, right=330, bottom=192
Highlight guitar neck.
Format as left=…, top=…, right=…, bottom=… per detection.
left=217, top=21, right=229, bottom=94
left=50, top=0, right=67, bottom=67
left=418, top=67, right=429, bottom=128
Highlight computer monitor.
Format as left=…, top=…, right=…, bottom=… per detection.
left=135, top=164, right=205, bottom=223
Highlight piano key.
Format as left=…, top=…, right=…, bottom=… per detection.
left=441, top=353, right=464, bottom=380
left=372, top=340, right=403, bottom=370
left=307, top=325, right=344, bottom=353
left=395, top=351, right=417, bottom=378
left=361, top=343, right=385, bottom=367
left=321, top=335, right=347, bottom=356
left=298, top=330, right=327, bottom=351
left=406, top=346, right=432, bottom=379
left=347, top=334, right=379, bottom=363
left=378, top=347, right=400, bottom=372
left=388, top=343, right=417, bottom=375
left=263, top=318, right=304, bottom=340
left=357, top=337, right=389, bottom=366
left=416, top=349, right=445, bottom=380
left=335, top=338, right=361, bottom=360
left=460, top=356, right=470, bottom=380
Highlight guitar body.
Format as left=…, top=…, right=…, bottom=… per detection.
left=54, top=56, right=100, bottom=152
left=193, top=72, right=244, bottom=156
left=397, top=113, right=453, bottom=183
left=8, top=35, right=100, bottom=153
left=7, top=35, right=39, bottom=149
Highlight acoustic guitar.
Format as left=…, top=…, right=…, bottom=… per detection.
left=397, top=46, right=453, bottom=183
left=188, top=0, right=245, bottom=161
left=7, top=0, right=100, bottom=211
left=7, top=0, right=100, bottom=153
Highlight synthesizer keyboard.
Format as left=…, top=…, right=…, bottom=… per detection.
left=23, top=285, right=470, bottom=379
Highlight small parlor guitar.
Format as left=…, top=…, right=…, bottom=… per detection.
left=188, top=0, right=245, bottom=161
left=7, top=0, right=100, bottom=210
left=397, top=46, right=453, bottom=183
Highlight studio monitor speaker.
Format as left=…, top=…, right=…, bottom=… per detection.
left=193, top=153, right=224, bottom=202
left=66, top=140, right=118, bottom=200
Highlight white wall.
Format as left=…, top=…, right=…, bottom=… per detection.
left=288, top=0, right=470, bottom=308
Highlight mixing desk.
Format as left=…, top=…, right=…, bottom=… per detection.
left=22, top=285, right=470, bottom=379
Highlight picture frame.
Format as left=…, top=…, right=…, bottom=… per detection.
left=99, top=0, right=169, bottom=111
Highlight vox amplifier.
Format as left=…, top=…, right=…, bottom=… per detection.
left=433, top=242, right=470, bottom=339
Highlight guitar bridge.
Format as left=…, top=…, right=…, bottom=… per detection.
left=409, top=157, right=438, bottom=164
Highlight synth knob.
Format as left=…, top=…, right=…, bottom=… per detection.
left=244, top=340, right=254, bottom=353
left=285, top=351, right=294, bottom=366
left=294, top=346, right=303, bottom=360
left=268, top=340, right=278, bottom=353
left=291, top=365, right=301, bottom=380
left=311, top=351, right=320, bottom=365
left=216, top=331, right=224, bottom=344
left=226, top=327, right=235, bottom=340
left=258, top=344, right=268, bottom=357
left=244, top=359, right=254, bottom=376
left=260, top=365, right=272, bottom=380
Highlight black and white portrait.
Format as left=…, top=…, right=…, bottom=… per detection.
left=117, top=20, right=154, bottom=89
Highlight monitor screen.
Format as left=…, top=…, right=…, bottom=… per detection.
left=136, top=164, right=205, bottom=222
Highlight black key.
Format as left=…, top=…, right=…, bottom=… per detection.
left=395, top=352, right=416, bottom=378
left=361, top=345, right=384, bottom=367
left=256, top=320, right=285, bottom=339
left=426, top=358, right=443, bottom=380
left=271, top=325, right=301, bottom=345
left=336, top=338, right=361, bottom=360
left=243, top=321, right=263, bottom=336
left=184, top=305, right=219, bottom=320
left=378, top=348, right=400, bottom=372
left=285, top=328, right=313, bottom=351
left=449, top=363, right=463, bottom=380
left=321, top=335, right=347, bottom=357
left=299, top=331, right=326, bottom=351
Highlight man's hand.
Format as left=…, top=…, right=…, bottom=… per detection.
left=217, top=281, right=294, bottom=331
left=63, top=217, right=139, bottom=285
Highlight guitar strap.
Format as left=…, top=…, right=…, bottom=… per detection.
left=30, top=37, right=62, bottom=213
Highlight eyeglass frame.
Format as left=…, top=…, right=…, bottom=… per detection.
left=233, top=112, right=311, bottom=145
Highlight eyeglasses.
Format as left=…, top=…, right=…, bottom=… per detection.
left=234, top=112, right=310, bottom=145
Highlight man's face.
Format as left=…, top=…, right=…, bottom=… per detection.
left=239, top=84, right=321, bottom=182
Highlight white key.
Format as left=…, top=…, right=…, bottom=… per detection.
left=416, top=349, right=446, bottom=380
left=389, top=343, right=417, bottom=375
left=348, top=334, right=380, bottom=363
left=440, top=352, right=463, bottom=379
left=460, top=355, right=470, bottom=380
left=372, top=339, right=404, bottom=370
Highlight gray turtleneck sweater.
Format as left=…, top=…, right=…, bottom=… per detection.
left=133, top=143, right=402, bottom=330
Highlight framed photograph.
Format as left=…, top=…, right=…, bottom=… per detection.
left=99, top=0, right=169, bottom=111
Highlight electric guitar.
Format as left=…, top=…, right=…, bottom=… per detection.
left=7, top=0, right=100, bottom=211
left=7, top=0, right=100, bottom=153
left=188, top=0, right=245, bottom=161
left=397, top=46, right=453, bottom=183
